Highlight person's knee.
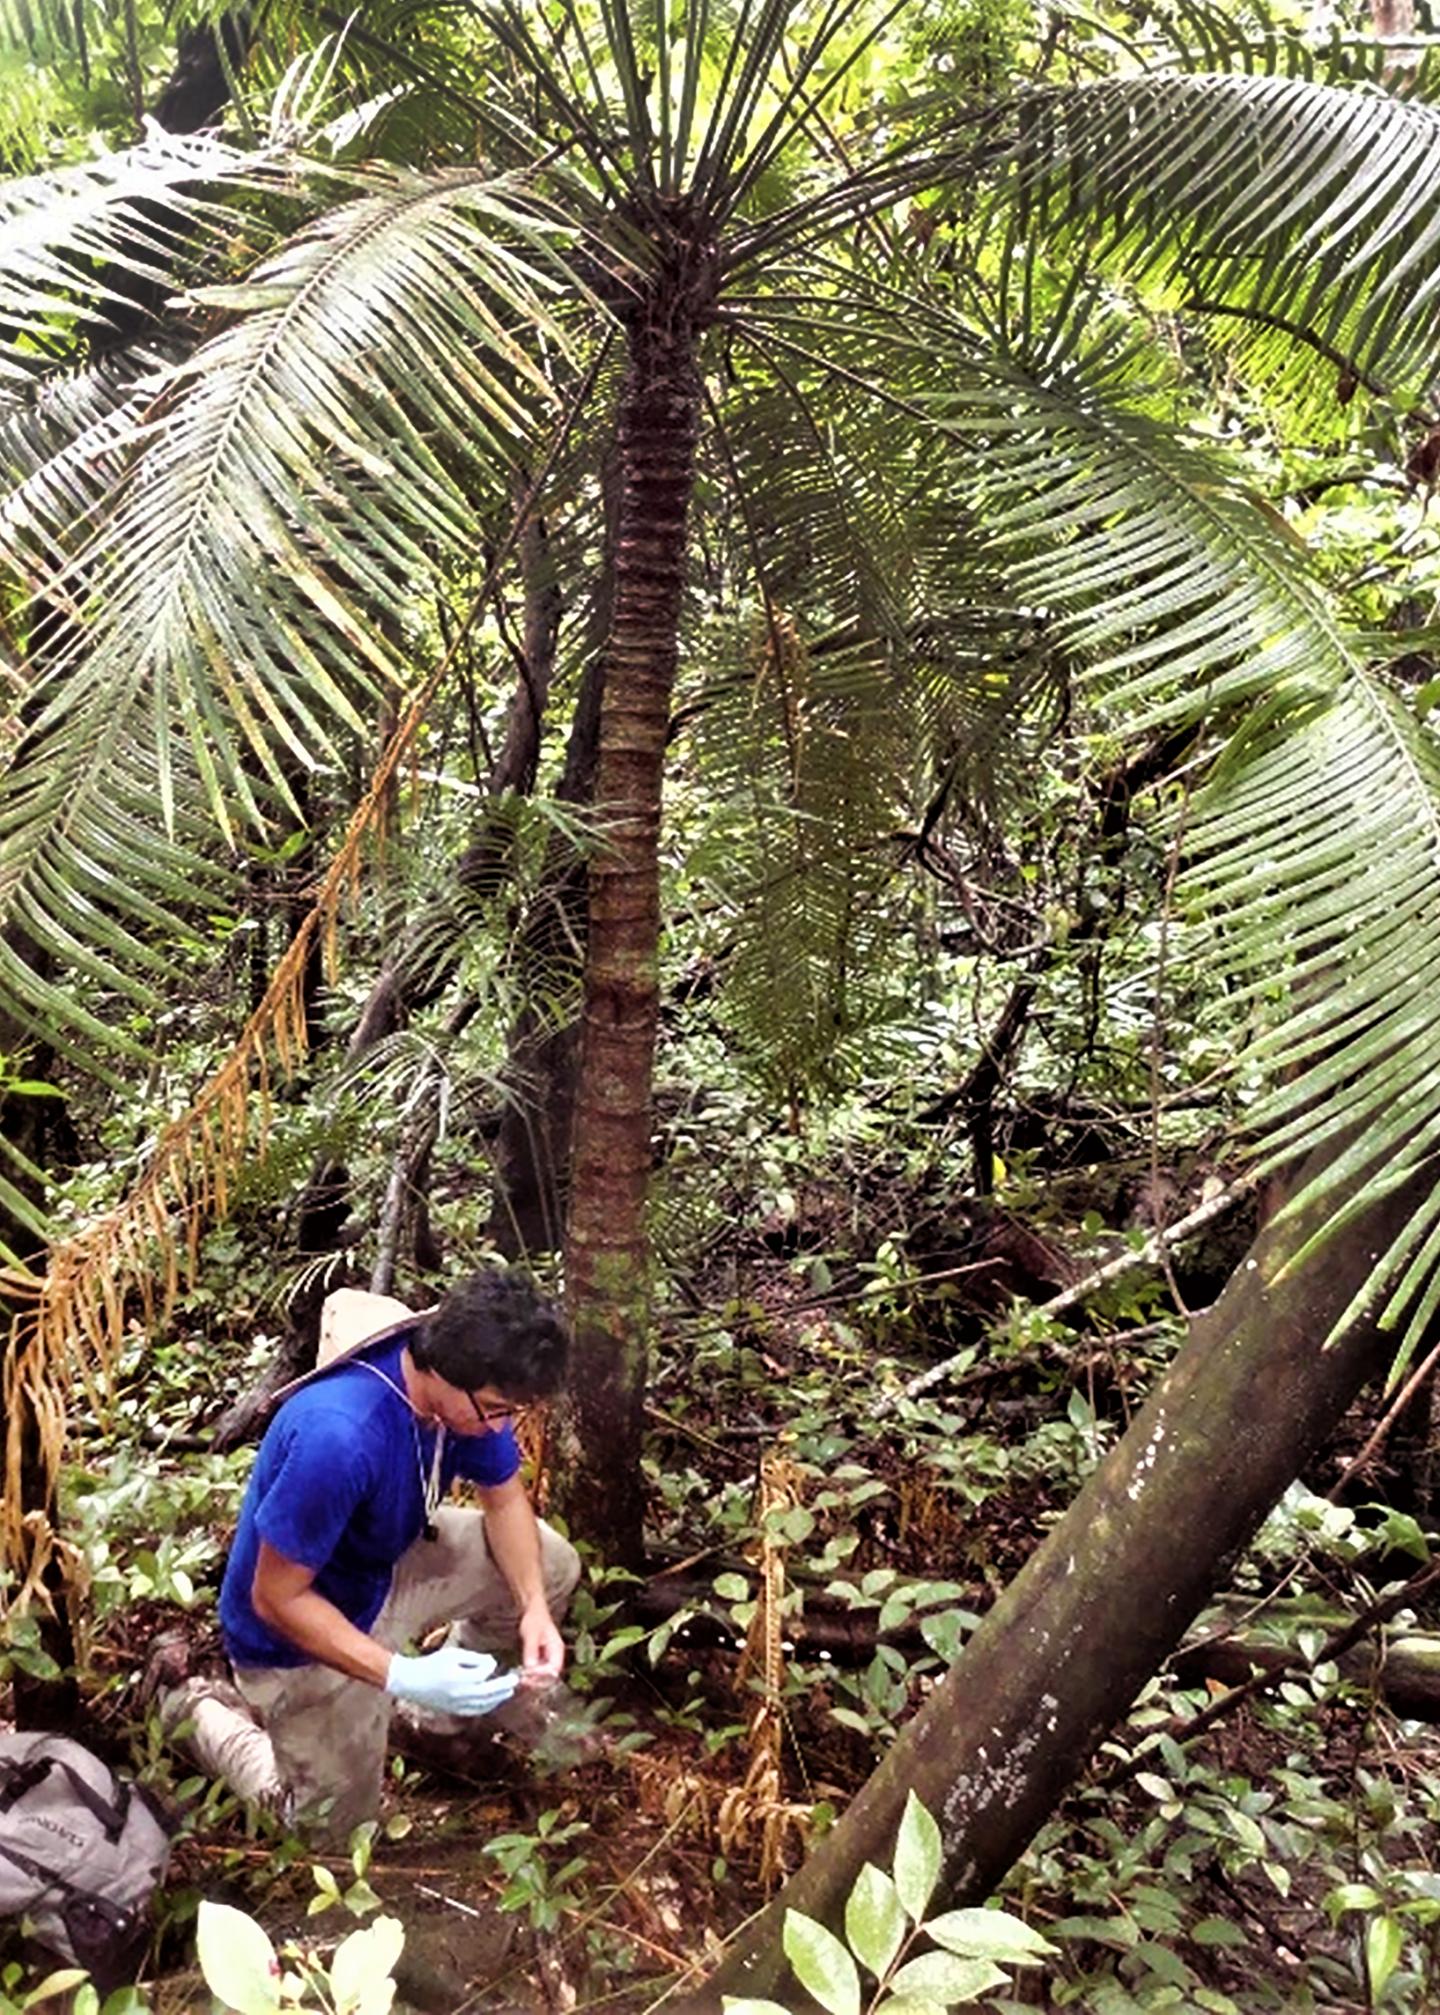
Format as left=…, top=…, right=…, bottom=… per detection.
left=261, top=1674, right=390, bottom=1838
left=541, top=1526, right=581, bottom=1610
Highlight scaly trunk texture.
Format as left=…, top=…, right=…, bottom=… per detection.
left=489, top=618, right=609, bottom=1258
left=700, top=1152, right=1428, bottom=2005
left=561, top=268, right=709, bottom=1568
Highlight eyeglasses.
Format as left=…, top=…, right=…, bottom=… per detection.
left=467, top=1394, right=533, bottom=1431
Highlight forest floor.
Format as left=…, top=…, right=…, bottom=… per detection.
left=142, top=1670, right=1440, bottom=2014
left=14, top=1160, right=1440, bottom=2013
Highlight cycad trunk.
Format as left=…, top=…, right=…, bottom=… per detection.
left=561, top=277, right=709, bottom=1567
left=700, top=1151, right=1427, bottom=2005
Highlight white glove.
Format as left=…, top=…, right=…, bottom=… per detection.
left=384, top=1645, right=520, bottom=1716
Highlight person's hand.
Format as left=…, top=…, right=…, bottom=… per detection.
left=385, top=1645, right=520, bottom=1715
left=518, top=1604, right=565, bottom=1688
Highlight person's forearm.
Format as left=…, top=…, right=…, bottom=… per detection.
left=483, top=1490, right=548, bottom=1616
left=252, top=1581, right=392, bottom=1687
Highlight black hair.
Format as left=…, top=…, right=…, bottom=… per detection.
left=410, top=1268, right=570, bottom=1401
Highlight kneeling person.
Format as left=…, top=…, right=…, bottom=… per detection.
left=161, top=1269, right=578, bottom=1838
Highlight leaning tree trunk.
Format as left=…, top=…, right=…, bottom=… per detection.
left=560, top=265, right=712, bottom=1569
left=700, top=1150, right=1429, bottom=2005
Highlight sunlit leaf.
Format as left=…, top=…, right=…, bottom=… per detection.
left=783, top=1910, right=861, bottom=2015
left=925, top=1906, right=1057, bottom=1964
left=845, top=1862, right=907, bottom=1980
left=893, top=1792, right=942, bottom=1922
left=195, top=1900, right=281, bottom=2015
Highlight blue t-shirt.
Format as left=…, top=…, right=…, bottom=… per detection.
left=219, top=1333, right=520, bottom=1669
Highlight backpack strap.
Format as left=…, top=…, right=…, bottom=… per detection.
left=44, top=1757, right=129, bottom=1843
left=0, top=1755, right=53, bottom=1812
left=0, top=1835, right=135, bottom=1934
left=0, top=1748, right=127, bottom=1842
left=0, top=1833, right=61, bottom=1888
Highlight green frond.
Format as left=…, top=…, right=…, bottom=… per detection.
left=1, top=156, right=596, bottom=1064
left=1014, top=71, right=1440, bottom=412
left=1, top=409, right=589, bottom=1559
left=1184, top=677, right=1440, bottom=1371
left=0, top=0, right=93, bottom=63
left=1139, top=0, right=1439, bottom=89
left=680, top=606, right=914, bottom=1105
left=0, top=130, right=257, bottom=379
left=673, top=281, right=1074, bottom=1103
left=846, top=260, right=1346, bottom=728
left=248, top=5, right=557, bottom=177
left=714, top=312, right=1064, bottom=791
left=0, top=41, right=75, bottom=170
left=0, top=345, right=172, bottom=586
left=852, top=254, right=1440, bottom=1366
left=0, top=1126, right=53, bottom=1266
left=0, top=721, right=224, bottom=1072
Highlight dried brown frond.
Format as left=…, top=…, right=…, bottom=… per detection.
left=716, top=1778, right=816, bottom=1889
left=625, top=1751, right=721, bottom=1838
left=729, top=1452, right=809, bottom=1887
left=621, top=1734, right=826, bottom=1888
left=0, top=666, right=451, bottom=1601
left=1, top=354, right=607, bottom=1612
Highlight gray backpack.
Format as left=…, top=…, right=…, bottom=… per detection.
left=0, top=1734, right=172, bottom=1990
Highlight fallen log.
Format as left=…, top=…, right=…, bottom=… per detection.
left=629, top=1569, right=960, bottom=1661
left=1174, top=1588, right=1440, bottom=1721
left=632, top=1565, right=1440, bottom=1716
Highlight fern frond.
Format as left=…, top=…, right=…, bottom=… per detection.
left=1, top=161, right=593, bottom=1059
left=0, top=129, right=259, bottom=381
left=672, top=288, right=1068, bottom=1105
left=1014, top=71, right=1440, bottom=411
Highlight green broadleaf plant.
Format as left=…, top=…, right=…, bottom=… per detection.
left=724, top=1793, right=1054, bottom=2013
left=196, top=1898, right=403, bottom=2015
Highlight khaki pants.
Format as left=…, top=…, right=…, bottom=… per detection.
left=163, top=1508, right=580, bottom=1840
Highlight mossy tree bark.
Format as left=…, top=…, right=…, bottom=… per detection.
left=560, top=248, right=713, bottom=1569
left=700, top=1154, right=1428, bottom=2005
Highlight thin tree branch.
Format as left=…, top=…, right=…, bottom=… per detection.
left=1098, top=1556, right=1440, bottom=1789
left=1182, top=297, right=1406, bottom=413
left=1328, top=1333, right=1440, bottom=1499
left=873, top=1175, right=1260, bottom=1418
